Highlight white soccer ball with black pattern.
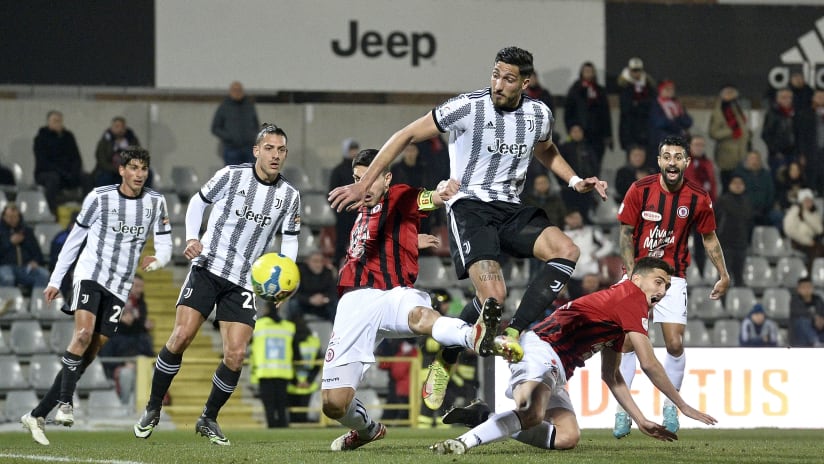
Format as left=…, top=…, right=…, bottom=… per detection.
left=250, top=253, right=301, bottom=303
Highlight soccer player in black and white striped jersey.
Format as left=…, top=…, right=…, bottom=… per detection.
left=330, top=46, right=609, bottom=411
left=21, top=147, right=173, bottom=446
left=134, top=124, right=301, bottom=446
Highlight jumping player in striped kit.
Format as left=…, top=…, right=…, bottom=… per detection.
left=328, top=46, right=608, bottom=412
left=133, top=124, right=301, bottom=445
left=613, top=135, right=730, bottom=438
left=21, top=147, right=173, bottom=446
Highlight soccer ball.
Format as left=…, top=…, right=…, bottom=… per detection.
left=250, top=253, right=300, bottom=303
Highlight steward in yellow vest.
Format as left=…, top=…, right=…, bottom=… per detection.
left=250, top=304, right=296, bottom=428
left=287, top=313, right=323, bottom=423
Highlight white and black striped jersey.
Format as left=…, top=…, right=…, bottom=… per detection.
left=432, top=88, right=554, bottom=204
left=193, top=164, right=301, bottom=289
left=49, top=185, right=173, bottom=302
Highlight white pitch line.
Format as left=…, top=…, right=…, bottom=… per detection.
left=0, top=454, right=146, bottom=464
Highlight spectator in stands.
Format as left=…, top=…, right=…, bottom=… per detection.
left=564, top=62, right=612, bottom=166
left=0, top=162, right=16, bottom=188
left=714, top=174, right=753, bottom=287
left=328, top=138, right=360, bottom=267
left=562, top=210, right=613, bottom=299
left=288, top=249, right=337, bottom=321
left=648, top=79, right=692, bottom=169
left=684, top=135, right=718, bottom=276
left=390, top=144, right=435, bottom=234
left=709, top=84, right=750, bottom=191
left=789, top=277, right=824, bottom=346
left=33, top=110, right=91, bottom=214
left=734, top=151, right=778, bottom=228
left=287, top=312, right=322, bottom=423
left=524, top=70, right=555, bottom=114
left=558, top=124, right=599, bottom=219
left=614, top=145, right=654, bottom=204
left=739, top=304, right=779, bottom=347
left=0, top=203, right=49, bottom=291
left=211, top=81, right=260, bottom=165
left=92, top=116, right=141, bottom=187
left=782, top=188, right=824, bottom=266
left=521, top=173, right=565, bottom=232
left=794, top=306, right=824, bottom=347
left=790, top=72, right=814, bottom=111
left=250, top=302, right=296, bottom=428
left=775, top=161, right=807, bottom=210
left=617, top=57, right=656, bottom=154
left=762, top=88, right=802, bottom=177
left=99, top=274, right=155, bottom=405
left=798, top=90, right=824, bottom=196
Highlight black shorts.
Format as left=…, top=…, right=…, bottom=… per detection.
left=447, top=199, right=554, bottom=279
left=69, top=280, right=126, bottom=338
left=177, top=265, right=258, bottom=327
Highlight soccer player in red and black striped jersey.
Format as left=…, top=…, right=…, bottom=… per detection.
left=613, top=135, right=730, bottom=438
left=430, top=257, right=717, bottom=455
left=321, top=148, right=504, bottom=451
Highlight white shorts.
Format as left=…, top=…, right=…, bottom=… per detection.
left=321, top=286, right=430, bottom=390
left=506, top=331, right=574, bottom=413
left=618, top=274, right=688, bottom=325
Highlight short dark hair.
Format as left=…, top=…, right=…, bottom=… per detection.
left=255, top=123, right=287, bottom=145
left=798, top=276, right=812, bottom=285
left=111, top=116, right=126, bottom=124
left=632, top=257, right=674, bottom=277
left=658, top=135, right=690, bottom=158
left=351, top=148, right=389, bottom=174
left=495, top=46, right=534, bottom=78
left=119, top=146, right=150, bottom=168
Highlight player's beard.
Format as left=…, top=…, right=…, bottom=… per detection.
left=663, top=167, right=683, bottom=188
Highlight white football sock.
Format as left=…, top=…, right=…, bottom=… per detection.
left=512, top=420, right=556, bottom=449
left=338, top=397, right=376, bottom=436
left=432, top=316, right=472, bottom=349
left=458, top=411, right=522, bottom=449
left=663, top=352, right=685, bottom=407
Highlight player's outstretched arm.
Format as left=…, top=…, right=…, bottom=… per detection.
left=702, top=231, right=731, bottom=300
left=600, top=348, right=677, bottom=442
left=629, top=331, right=718, bottom=427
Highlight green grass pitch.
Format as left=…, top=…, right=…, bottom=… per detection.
left=0, top=427, right=819, bottom=464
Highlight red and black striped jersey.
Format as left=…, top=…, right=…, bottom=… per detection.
left=617, top=174, right=716, bottom=277
left=532, top=280, right=650, bottom=380
left=338, top=184, right=427, bottom=295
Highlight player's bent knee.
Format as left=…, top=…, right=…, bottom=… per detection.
left=408, top=306, right=437, bottom=334
left=321, top=390, right=350, bottom=419
left=553, top=427, right=581, bottom=450
left=516, top=406, right=545, bottom=430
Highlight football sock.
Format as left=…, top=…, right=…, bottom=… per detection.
left=32, top=371, right=63, bottom=418
left=147, top=347, right=182, bottom=411
left=59, top=351, right=83, bottom=404
left=508, top=258, right=575, bottom=333
left=663, top=352, right=685, bottom=407
left=339, top=397, right=379, bottom=437
left=432, top=316, right=472, bottom=349
left=619, top=351, right=638, bottom=388
left=442, top=297, right=480, bottom=364
left=202, top=361, right=240, bottom=419
left=512, top=421, right=557, bottom=449
left=458, top=410, right=522, bottom=450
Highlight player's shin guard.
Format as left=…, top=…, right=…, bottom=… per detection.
left=58, top=351, right=83, bottom=404
left=202, top=362, right=240, bottom=419
left=339, top=397, right=376, bottom=435
left=512, top=421, right=557, bottom=449
left=147, top=347, right=182, bottom=411
left=457, top=410, right=522, bottom=450
left=508, top=259, right=575, bottom=333
left=442, top=297, right=482, bottom=365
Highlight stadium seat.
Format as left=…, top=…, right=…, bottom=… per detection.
left=711, top=319, right=741, bottom=347
left=0, top=329, right=11, bottom=354
left=170, top=166, right=200, bottom=201
left=701, top=259, right=720, bottom=284
left=76, top=361, right=114, bottom=392
left=648, top=324, right=666, bottom=347
left=0, top=190, right=7, bottom=211
left=16, top=189, right=55, bottom=223
left=29, top=287, right=64, bottom=321
left=751, top=225, right=790, bottom=261
left=742, top=256, right=774, bottom=292
left=300, top=192, right=337, bottom=228
left=415, top=256, right=457, bottom=289
left=33, top=221, right=63, bottom=260
left=27, top=353, right=62, bottom=394
left=164, top=194, right=186, bottom=225
left=0, top=355, right=30, bottom=391
left=87, top=390, right=129, bottom=417
left=688, top=286, right=725, bottom=322
left=686, top=263, right=707, bottom=287
left=307, top=320, right=332, bottom=350
left=589, top=196, right=619, bottom=226
left=9, top=320, right=51, bottom=355
left=361, top=365, right=390, bottom=394
left=0, top=285, right=30, bottom=320
left=811, top=258, right=824, bottom=288
left=281, top=165, right=318, bottom=193
left=684, top=320, right=711, bottom=347
left=503, top=259, right=531, bottom=288
left=724, top=287, right=757, bottom=321
left=48, top=320, right=76, bottom=353
left=170, top=227, right=189, bottom=265
left=503, top=287, right=526, bottom=321
left=775, top=256, right=808, bottom=288
left=761, top=288, right=791, bottom=325
left=1, top=389, right=39, bottom=421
